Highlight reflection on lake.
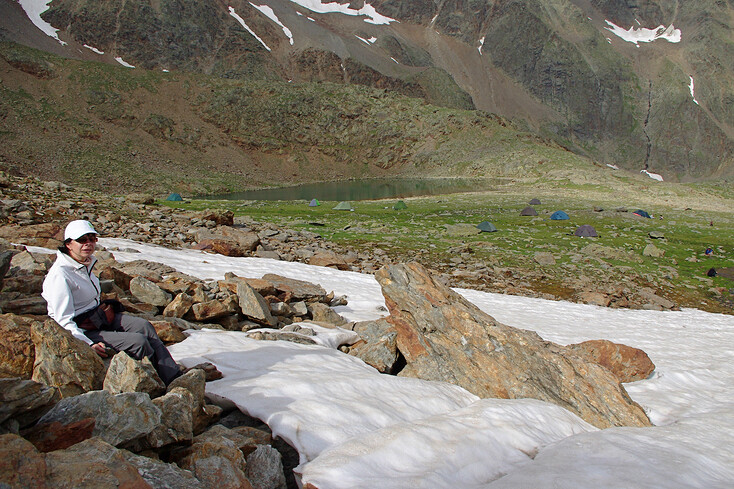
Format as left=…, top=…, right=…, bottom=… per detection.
left=201, top=178, right=495, bottom=201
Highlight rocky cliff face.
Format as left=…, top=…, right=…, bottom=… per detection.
left=2, top=0, right=733, bottom=180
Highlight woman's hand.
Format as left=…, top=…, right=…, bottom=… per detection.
left=92, top=342, right=109, bottom=357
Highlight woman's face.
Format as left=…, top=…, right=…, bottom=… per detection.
left=67, top=233, right=97, bottom=263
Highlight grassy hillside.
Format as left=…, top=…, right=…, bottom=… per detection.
left=1, top=41, right=615, bottom=195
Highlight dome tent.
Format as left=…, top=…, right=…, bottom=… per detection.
left=633, top=209, right=652, bottom=218
left=529, top=198, right=542, bottom=205
left=166, top=193, right=183, bottom=201
left=520, top=206, right=538, bottom=216
left=333, top=201, right=353, bottom=211
left=550, top=210, right=570, bottom=220
left=393, top=200, right=408, bottom=210
left=309, top=198, right=320, bottom=207
left=477, top=221, right=498, bottom=232
left=574, top=224, right=598, bottom=237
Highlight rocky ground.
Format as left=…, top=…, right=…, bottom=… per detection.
left=1, top=172, right=719, bottom=315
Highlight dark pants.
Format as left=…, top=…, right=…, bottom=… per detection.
left=85, top=314, right=182, bottom=385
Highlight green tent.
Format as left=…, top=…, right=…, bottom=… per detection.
left=393, top=200, right=408, bottom=210
left=333, top=201, right=353, bottom=211
left=166, top=193, right=183, bottom=201
left=309, top=198, right=320, bottom=207
left=477, top=221, right=498, bottom=232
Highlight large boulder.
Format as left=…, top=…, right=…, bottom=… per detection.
left=0, top=378, right=59, bottom=431
left=374, top=262, right=651, bottom=429
left=31, top=320, right=106, bottom=398
left=38, top=390, right=161, bottom=447
left=44, top=437, right=153, bottom=488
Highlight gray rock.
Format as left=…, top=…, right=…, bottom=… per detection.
left=237, top=281, right=277, bottom=326
left=144, top=387, right=195, bottom=448
left=103, top=353, right=165, bottom=398
left=246, top=445, right=287, bottom=489
left=39, top=390, right=161, bottom=447
left=122, top=450, right=204, bottom=488
left=0, top=378, right=59, bottom=429
left=130, top=276, right=173, bottom=306
left=307, top=302, right=348, bottom=326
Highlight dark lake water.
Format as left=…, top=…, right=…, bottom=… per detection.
left=201, top=178, right=494, bottom=201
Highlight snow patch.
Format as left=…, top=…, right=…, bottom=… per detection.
left=18, top=0, right=67, bottom=45
left=250, top=3, right=294, bottom=45
left=641, top=169, right=664, bottom=181
left=604, top=20, right=681, bottom=46
left=229, top=6, right=271, bottom=52
left=478, top=36, right=485, bottom=55
left=114, top=57, right=135, bottom=68
left=83, top=44, right=104, bottom=55
left=287, top=0, right=396, bottom=25
left=689, top=76, right=699, bottom=105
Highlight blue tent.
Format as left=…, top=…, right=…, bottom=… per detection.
left=166, top=193, right=183, bottom=201
left=550, top=210, right=569, bottom=220
left=633, top=209, right=651, bottom=218
left=477, top=221, right=498, bottom=232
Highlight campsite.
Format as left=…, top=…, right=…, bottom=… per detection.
left=162, top=185, right=734, bottom=314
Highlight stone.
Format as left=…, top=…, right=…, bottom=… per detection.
left=643, top=243, right=665, bottom=258
left=237, top=281, right=277, bottom=326
left=44, top=437, right=153, bottom=488
left=0, top=433, right=47, bottom=488
left=21, top=417, right=96, bottom=452
left=307, top=302, right=348, bottom=326
left=130, top=276, right=173, bottom=306
left=374, top=262, right=651, bottom=429
left=637, top=287, right=676, bottom=310
left=9, top=250, right=52, bottom=274
left=192, top=297, right=239, bottom=321
left=349, top=319, right=399, bottom=373
left=0, top=313, right=36, bottom=379
left=576, top=291, right=610, bottom=307
left=308, top=250, right=349, bottom=270
left=261, top=274, right=327, bottom=302
left=567, top=339, right=656, bottom=383
left=183, top=362, right=224, bottom=382
left=163, top=292, right=195, bottom=318
left=0, top=378, right=60, bottom=429
left=31, top=320, right=106, bottom=398
left=171, top=431, right=253, bottom=489
left=38, top=390, right=161, bottom=447
left=246, top=445, right=287, bottom=489
left=122, top=450, right=205, bottom=489
left=533, top=251, right=556, bottom=265
left=144, top=387, right=195, bottom=448
left=103, top=353, right=166, bottom=398
left=151, top=319, right=188, bottom=344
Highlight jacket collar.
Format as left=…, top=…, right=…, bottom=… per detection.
left=56, top=249, right=98, bottom=270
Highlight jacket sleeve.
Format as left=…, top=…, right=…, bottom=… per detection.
left=41, top=271, right=94, bottom=345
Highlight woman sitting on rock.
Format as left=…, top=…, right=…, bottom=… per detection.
left=42, top=220, right=182, bottom=385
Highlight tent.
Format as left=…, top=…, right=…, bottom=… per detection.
left=393, top=200, right=408, bottom=210
left=520, top=206, right=538, bottom=216
left=550, top=210, right=570, bottom=220
left=633, top=209, right=652, bottom=218
left=309, top=199, right=320, bottom=207
left=477, top=221, right=498, bottom=233
left=529, top=198, right=542, bottom=205
left=166, top=193, right=183, bottom=201
left=574, top=224, right=598, bottom=237
left=333, top=201, right=353, bottom=211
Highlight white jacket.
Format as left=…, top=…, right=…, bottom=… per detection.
left=42, top=250, right=101, bottom=345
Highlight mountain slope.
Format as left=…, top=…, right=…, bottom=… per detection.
left=1, top=0, right=732, bottom=182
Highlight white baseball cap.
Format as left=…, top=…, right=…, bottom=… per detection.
left=64, top=220, right=98, bottom=241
